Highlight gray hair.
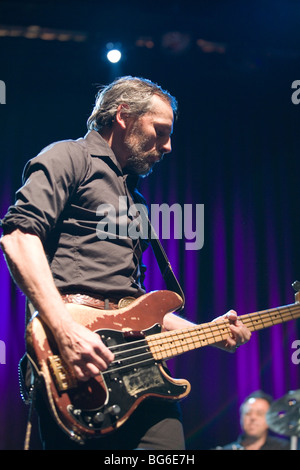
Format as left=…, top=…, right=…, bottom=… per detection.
left=87, top=76, right=178, bottom=131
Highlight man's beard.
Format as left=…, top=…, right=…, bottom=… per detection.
left=123, top=131, right=163, bottom=177
left=124, top=152, right=162, bottom=177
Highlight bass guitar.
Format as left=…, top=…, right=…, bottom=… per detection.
left=26, top=284, right=300, bottom=444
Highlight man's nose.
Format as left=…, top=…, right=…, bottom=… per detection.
left=160, top=137, right=172, bottom=154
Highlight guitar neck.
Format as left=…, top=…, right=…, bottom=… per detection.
left=147, top=302, right=300, bottom=361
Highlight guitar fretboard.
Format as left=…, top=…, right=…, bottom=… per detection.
left=147, top=303, right=300, bottom=361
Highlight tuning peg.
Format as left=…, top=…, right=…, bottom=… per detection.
left=292, top=281, right=300, bottom=292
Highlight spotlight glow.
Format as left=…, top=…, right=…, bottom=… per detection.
left=107, top=49, right=122, bottom=63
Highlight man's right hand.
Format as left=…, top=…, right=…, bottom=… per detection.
left=55, top=318, right=115, bottom=381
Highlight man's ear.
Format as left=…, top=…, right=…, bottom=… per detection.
left=115, top=104, right=130, bottom=129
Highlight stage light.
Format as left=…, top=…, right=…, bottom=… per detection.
left=107, top=49, right=122, bottom=63
left=105, top=42, right=122, bottom=64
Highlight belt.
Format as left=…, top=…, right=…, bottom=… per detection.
left=61, top=293, right=136, bottom=310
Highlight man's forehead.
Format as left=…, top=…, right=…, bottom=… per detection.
left=244, top=398, right=269, bottom=412
left=150, top=94, right=173, bottom=114
left=146, top=95, right=174, bottom=127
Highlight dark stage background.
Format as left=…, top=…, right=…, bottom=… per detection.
left=0, top=0, right=300, bottom=450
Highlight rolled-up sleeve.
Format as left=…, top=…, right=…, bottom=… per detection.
left=1, top=140, right=87, bottom=242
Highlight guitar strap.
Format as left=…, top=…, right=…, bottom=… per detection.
left=132, top=188, right=185, bottom=312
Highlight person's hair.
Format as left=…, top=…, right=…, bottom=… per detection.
left=87, top=76, right=178, bottom=131
left=240, top=390, right=273, bottom=415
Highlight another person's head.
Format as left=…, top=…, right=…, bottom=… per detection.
left=240, top=391, right=273, bottom=441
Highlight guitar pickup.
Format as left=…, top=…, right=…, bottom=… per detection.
left=47, top=355, right=77, bottom=392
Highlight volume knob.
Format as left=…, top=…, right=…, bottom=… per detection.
left=93, top=412, right=105, bottom=423
left=108, top=404, right=121, bottom=416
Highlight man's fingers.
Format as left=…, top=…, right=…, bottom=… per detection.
left=59, top=325, right=115, bottom=381
left=94, top=338, right=115, bottom=365
left=224, top=310, right=238, bottom=322
left=73, top=361, right=105, bottom=381
left=77, top=338, right=115, bottom=379
left=212, top=309, right=251, bottom=352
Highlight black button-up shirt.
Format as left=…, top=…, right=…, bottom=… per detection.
left=1, top=130, right=148, bottom=299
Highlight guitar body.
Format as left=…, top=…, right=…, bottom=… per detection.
left=26, top=285, right=300, bottom=444
left=26, top=290, right=190, bottom=444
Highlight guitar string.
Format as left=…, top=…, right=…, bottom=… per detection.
left=107, top=304, right=300, bottom=360
left=100, top=304, right=300, bottom=374
left=55, top=304, right=300, bottom=382
left=147, top=304, right=300, bottom=349
left=102, top=354, right=157, bottom=376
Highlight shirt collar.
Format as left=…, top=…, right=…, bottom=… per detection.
left=84, top=129, right=141, bottom=190
left=84, top=130, right=123, bottom=174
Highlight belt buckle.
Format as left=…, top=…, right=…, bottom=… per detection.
left=117, top=296, right=136, bottom=308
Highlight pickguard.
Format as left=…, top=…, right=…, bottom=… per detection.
left=67, top=324, right=187, bottom=433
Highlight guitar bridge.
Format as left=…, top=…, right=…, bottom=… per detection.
left=47, top=355, right=77, bottom=392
